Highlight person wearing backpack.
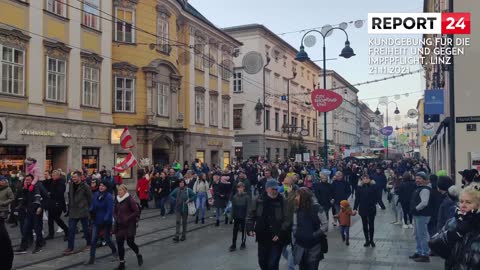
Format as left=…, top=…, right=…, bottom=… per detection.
left=113, top=184, right=143, bottom=270
left=85, top=181, right=117, bottom=265
left=170, top=179, right=196, bottom=242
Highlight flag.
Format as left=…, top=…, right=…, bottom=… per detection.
left=113, top=152, right=137, bottom=172
left=120, top=127, right=134, bottom=149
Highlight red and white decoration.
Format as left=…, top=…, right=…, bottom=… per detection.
left=311, top=89, right=343, bottom=112
left=120, top=127, right=135, bottom=149
left=114, top=151, right=138, bottom=172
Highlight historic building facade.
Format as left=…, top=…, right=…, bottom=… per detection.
left=0, top=0, right=114, bottom=174
left=111, top=0, right=241, bottom=172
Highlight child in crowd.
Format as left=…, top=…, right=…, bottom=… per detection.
left=229, top=182, right=250, bottom=251
left=335, top=200, right=356, bottom=246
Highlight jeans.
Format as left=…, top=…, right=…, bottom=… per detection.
left=47, top=207, right=68, bottom=236
left=68, top=217, right=90, bottom=250
left=232, top=218, right=246, bottom=246
left=156, top=196, right=167, bottom=216
left=116, top=236, right=139, bottom=261
left=413, top=215, right=431, bottom=256
left=169, top=198, right=175, bottom=214
left=340, top=225, right=350, bottom=241
left=21, top=211, right=43, bottom=248
left=258, top=241, right=283, bottom=270
left=195, top=192, right=207, bottom=219
left=361, top=214, right=375, bottom=242
left=175, top=212, right=188, bottom=238
left=282, top=245, right=296, bottom=270
left=391, top=195, right=403, bottom=222
left=90, top=224, right=116, bottom=258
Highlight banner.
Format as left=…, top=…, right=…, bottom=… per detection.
left=422, top=123, right=434, bottom=136
left=113, top=152, right=137, bottom=172
left=425, top=89, right=444, bottom=114
left=310, top=89, right=343, bottom=112
left=120, top=127, right=135, bottom=149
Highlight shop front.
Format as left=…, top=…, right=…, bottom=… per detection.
left=185, top=133, right=233, bottom=169
left=0, top=114, right=114, bottom=176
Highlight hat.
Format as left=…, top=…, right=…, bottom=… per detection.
left=416, top=172, right=427, bottom=180
left=265, top=179, right=279, bottom=190
left=459, top=169, right=475, bottom=180
left=340, top=200, right=350, bottom=208
left=437, top=176, right=453, bottom=191
left=448, top=185, right=460, bottom=198
left=436, top=170, right=448, bottom=177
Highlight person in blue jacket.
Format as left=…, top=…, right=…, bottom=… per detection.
left=86, top=181, right=117, bottom=265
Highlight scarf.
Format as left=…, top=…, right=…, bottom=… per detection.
left=117, top=192, right=130, bottom=203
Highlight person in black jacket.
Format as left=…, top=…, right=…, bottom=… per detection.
left=155, top=172, right=170, bottom=216
left=0, top=219, right=13, bottom=270
left=313, top=173, right=334, bottom=221
left=44, top=170, right=68, bottom=241
left=398, top=172, right=416, bottom=228
left=331, top=171, right=351, bottom=226
left=354, top=174, right=379, bottom=247
left=429, top=183, right=480, bottom=270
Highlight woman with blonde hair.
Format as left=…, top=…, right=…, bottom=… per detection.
left=429, top=183, right=480, bottom=269
left=113, top=184, right=142, bottom=270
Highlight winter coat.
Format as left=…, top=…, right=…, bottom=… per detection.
left=136, top=177, right=149, bottom=200
left=44, top=177, right=67, bottom=212
left=114, top=194, right=140, bottom=238
left=19, top=183, right=44, bottom=215
left=231, top=192, right=250, bottom=220
left=338, top=208, right=354, bottom=226
left=429, top=214, right=480, bottom=270
left=185, top=177, right=196, bottom=190
left=293, top=204, right=328, bottom=249
left=212, top=181, right=230, bottom=209
left=331, top=179, right=351, bottom=204
left=397, top=180, right=416, bottom=207
left=372, top=173, right=387, bottom=189
left=313, top=181, right=334, bottom=209
left=169, top=187, right=196, bottom=214
left=437, top=196, right=457, bottom=232
left=231, top=178, right=251, bottom=198
left=0, top=224, right=13, bottom=270
left=354, top=180, right=378, bottom=217
left=68, top=182, right=93, bottom=219
left=246, top=193, right=289, bottom=245
left=0, top=185, right=14, bottom=217
left=89, top=191, right=114, bottom=225
left=158, top=177, right=171, bottom=198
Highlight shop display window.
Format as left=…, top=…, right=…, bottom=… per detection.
left=82, top=147, right=99, bottom=175
left=0, top=145, right=26, bottom=172
left=115, top=153, right=132, bottom=179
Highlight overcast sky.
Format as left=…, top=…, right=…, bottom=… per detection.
left=189, top=0, right=425, bottom=126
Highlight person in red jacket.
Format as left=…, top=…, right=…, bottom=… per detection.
left=136, top=170, right=150, bottom=209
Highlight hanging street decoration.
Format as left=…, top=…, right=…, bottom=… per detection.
left=311, top=89, right=343, bottom=112
left=407, top=109, right=419, bottom=119
left=380, top=126, right=394, bottom=136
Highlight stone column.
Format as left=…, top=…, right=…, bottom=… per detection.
left=143, top=67, right=158, bottom=125
left=170, top=75, right=181, bottom=128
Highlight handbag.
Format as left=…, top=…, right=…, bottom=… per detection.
left=187, top=201, right=196, bottom=216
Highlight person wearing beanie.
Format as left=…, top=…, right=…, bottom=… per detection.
left=409, top=172, right=433, bottom=263
left=436, top=176, right=457, bottom=232
left=335, top=200, right=356, bottom=246
left=85, top=181, right=117, bottom=265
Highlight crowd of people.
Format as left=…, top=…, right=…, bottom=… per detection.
left=0, top=156, right=479, bottom=270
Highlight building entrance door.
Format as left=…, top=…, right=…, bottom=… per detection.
left=46, top=146, right=68, bottom=172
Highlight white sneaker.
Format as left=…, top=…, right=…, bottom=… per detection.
left=408, top=224, right=414, bottom=229
left=57, top=228, right=64, bottom=233
left=403, top=224, right=408, bottom=229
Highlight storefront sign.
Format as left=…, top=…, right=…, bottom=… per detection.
left=0, top=117, right=6, bottom=140
left=456, top=116, right=480, bottom=123
left=207, top=140, right=223, bottom=146
left=424, top=89, right=444, bottom=114
left=380, top=126, right=394, bottom=136
left=20, top=129, right=56, bottom=137
left=422, top=123, right=434, bottom=136
left=110, top=128, right=124, bottom=144
left=61, top=133, right=87, bottom=139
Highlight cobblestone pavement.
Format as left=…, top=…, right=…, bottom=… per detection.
left=9, top=196, right=443, bottom=270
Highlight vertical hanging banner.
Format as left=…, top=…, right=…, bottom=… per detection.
left=424, top=89, right=444, bottom=115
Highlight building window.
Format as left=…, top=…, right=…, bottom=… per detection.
left=196, top=151, right=205, bottom=163
left=46, top=57, right=66, bottom=102
left=209, top=96, right=218, bottom=126
left=283, top=114, right=287, bottom=127
left=115, top=8, right=135, bottom=43
left=307, top=120, right=310, bottom=135
left=157, top=13, right=169, bottom=53
left=233, top=108, right=242, bottom=129
left=115, top=77, right=135, bottom=112
left=314, top=121, right=317, bottom=137
left=265, top=109, right=270, bottom=130
left=157, top=83, right=169, bottom=116
left=46, top=0, right=67, bottom=17
left=1, top=45, right=24, bottom=96
left=195, top=92, right=205, bottom=124
left=82, top=147, right=99, bottom=175
left=275, top=112, right=279, bottom=131
left=283, top=78, right=288, bottom=93
left=301, top=118, right=305, bottom=128
left=265, top=70, right=271, bottom=88
left=209, top=47, right=217, bottom=75
left=284, top=148, right=288, bottom=159
left=221, top=53, right=232, bottom=80
left=194, top=39, right=204, bottom=71
left=274, top=74, right=280, bottom=91
left=83, top=0, right=100, bottom=30
left=223, top=152, right=230, bottom=169
left=275, top=148, right=280, bottom=158
left=82, top=66, right=99, bottom=107
left=0, top=145, right=26, bottom=171
left=233, top=69, right=242, bottom=92
left=266, top=148, right=271, bottom=161
left=222, top=100, right=229, bottom=128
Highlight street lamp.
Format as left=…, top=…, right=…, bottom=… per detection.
left=375, top=101, right=400, bottom=159
left=295, top=27, right=355, bottom=168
